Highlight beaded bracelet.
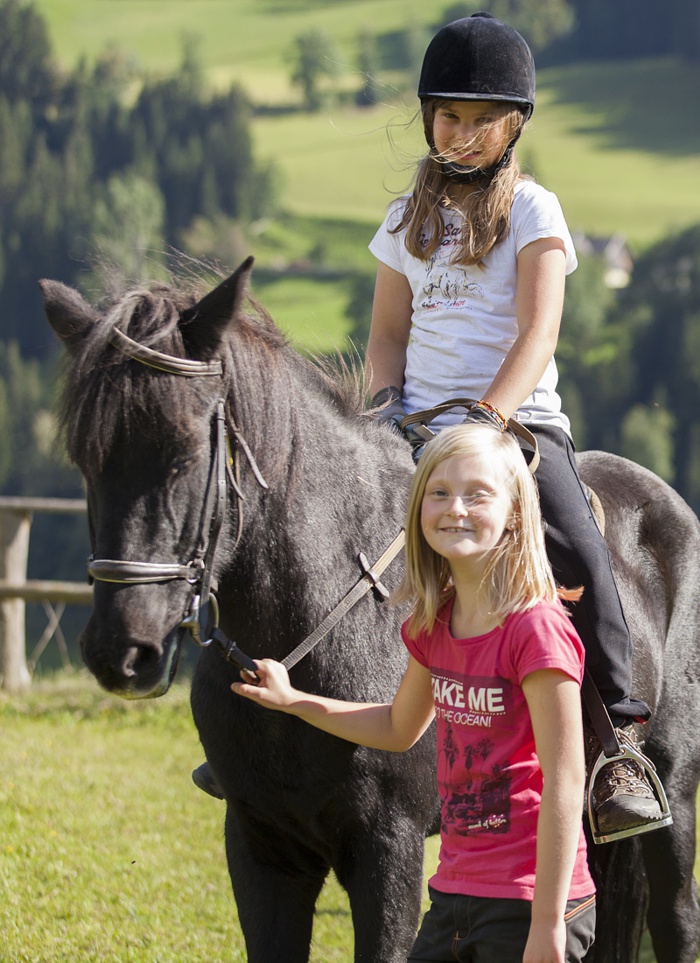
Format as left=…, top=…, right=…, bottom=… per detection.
left=473, top=400, right=508, bottom=432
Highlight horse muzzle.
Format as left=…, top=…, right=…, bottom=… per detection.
left=79, top=596, right=184, bottom=699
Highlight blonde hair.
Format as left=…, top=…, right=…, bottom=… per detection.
left=393, top=100, right=528, bottom=266
left=394, top=424, right=578, bottom=638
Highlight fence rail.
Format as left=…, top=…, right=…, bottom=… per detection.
left=0, top=580, right=93, bottom=604
left=0, top=496, right=91, bottom=693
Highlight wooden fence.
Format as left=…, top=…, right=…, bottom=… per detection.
left=0, top=496, right=92, bottom=693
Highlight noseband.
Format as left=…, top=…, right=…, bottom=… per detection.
left=87, top=328, right=268, bottom=649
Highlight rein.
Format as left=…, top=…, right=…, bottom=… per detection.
left=400, top=398, right=540, bottom=473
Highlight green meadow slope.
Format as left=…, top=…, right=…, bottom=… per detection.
left=32, top=1, right=700, bottom=350
left=35, top=0, right=700, bottom=241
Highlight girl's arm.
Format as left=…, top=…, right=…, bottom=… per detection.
left=365, top=261, right=414, bottom=397
left=481, top=236, right=567, bottom=420
left=521, top=668, right=587, bottom=963
left=232, top=654, right=435, bottom=752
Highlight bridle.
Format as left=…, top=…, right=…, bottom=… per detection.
left=87, top=325, right=404, bottom=679
left=87, top=328, right=269, bottom=657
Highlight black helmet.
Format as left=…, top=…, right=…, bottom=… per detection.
left=418, top=12, right=535, bottom=119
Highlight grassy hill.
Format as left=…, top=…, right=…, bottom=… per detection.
left=34, top=1, right=700, bottom=237
left=32, top=0, right=700, bottom=352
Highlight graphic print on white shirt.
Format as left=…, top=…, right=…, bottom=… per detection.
left=419, top=220, right=485, bottom=310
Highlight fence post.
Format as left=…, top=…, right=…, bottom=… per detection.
left=0, top=506, right=32, bottom=693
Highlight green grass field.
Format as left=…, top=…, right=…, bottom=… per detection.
left=0, top=670, right=676, bottom=961
left=1, top=671, right=438, bottom=962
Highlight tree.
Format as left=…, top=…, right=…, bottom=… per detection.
left=619, top=401, right=676, bottom=482
left=84, top=172, right=167, bottom=298
left=556, top=253, right=616, bottom=447
left=344, top=271, right=375, bottom=351
left=614, top=224, right=700, bottom=506
left=356, top=28, right=382, bottom=106
left=568, top=0, right=700, bottom=60
left=289, top=30, right=343, bottom=112
left=0, top=0, right=56, bottom=103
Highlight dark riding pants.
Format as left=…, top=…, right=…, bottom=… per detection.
left=528, top=424, right=650, bottom=724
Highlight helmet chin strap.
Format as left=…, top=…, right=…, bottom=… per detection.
left=440, top=142, right=516, bottom=184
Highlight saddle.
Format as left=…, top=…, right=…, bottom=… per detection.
left=399, top=397, right=540, bottom=472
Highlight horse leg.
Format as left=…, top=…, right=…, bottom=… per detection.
left=224, top=803, right=328, bottom=963
left=641, top=732, right=700, bottom=963
left=335, top=814, right=426, bottom=963
left=585, top=836, right=647, bottom=962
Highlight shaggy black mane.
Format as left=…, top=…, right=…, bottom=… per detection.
left=57, top=278, right=367, bottom=475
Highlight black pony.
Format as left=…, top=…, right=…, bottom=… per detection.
left=42, top=260, right=700, bottom=962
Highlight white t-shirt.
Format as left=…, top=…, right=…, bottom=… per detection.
left=369, top=180, right=577, bottom=432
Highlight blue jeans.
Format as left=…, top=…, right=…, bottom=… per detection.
left=408, top=889, right=596, bottom=962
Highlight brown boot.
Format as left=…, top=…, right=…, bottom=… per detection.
left=585, top=725, right=665, bottom=837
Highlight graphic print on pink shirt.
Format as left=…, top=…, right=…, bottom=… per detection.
left=433, top=670, right=514, bottom=838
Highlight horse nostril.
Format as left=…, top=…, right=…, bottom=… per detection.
left=122, top=643, right=163, bottom=679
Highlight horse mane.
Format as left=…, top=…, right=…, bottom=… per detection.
left=56, top=277, right=368, bottom=475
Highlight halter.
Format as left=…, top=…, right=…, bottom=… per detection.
left=88, top=327, right=268, bottom=650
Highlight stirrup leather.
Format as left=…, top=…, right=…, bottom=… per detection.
left=587, top=743, right=673, bottom=845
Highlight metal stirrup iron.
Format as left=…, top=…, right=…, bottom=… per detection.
left=582, top=672, right=672, bottom=844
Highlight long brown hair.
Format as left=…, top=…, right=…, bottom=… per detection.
left=392, top=100, right=528, bottom=266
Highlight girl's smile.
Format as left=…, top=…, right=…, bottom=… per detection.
left=432, top=100, right=506, bottom=171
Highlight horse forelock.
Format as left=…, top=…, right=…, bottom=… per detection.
left=58, top=283, right=210, bottom=473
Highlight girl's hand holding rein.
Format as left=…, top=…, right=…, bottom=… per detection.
left=231, top=659, right=297, bottom=711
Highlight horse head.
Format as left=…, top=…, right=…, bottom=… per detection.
left=41, top=258, right=271, bottom=698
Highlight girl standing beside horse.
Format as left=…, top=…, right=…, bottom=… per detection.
left=233, top=424, right=596, bottom=963
left=367, top=10, right=664, bottom=838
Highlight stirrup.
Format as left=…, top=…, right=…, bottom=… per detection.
left=587, top=743, right=673, bottom=844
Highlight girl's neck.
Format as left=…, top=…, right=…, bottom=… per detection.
left=449, top=569, right=500, bottom=639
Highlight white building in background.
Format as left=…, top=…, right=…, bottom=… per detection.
left=572, top=232, right=634, bottom=289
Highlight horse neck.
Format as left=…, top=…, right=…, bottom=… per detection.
left=219, top=349, right=411, bottom=658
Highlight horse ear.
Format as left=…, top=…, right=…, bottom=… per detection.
left=40, top=279, right=99, bottom=354
left=179, top=256, right=254, bottom=356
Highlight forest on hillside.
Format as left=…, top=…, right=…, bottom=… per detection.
left=1, top=0, right=700, bottom=626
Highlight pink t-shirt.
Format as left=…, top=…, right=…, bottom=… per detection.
left=403, top=597, right=595, bottom=901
